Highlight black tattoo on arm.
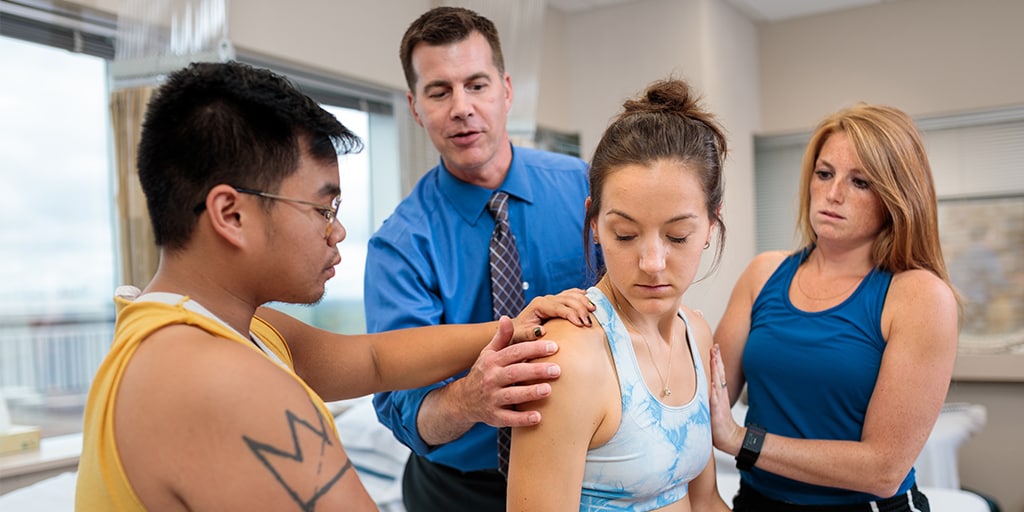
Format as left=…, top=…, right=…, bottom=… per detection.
left=243, top=399, right=353, bottom=511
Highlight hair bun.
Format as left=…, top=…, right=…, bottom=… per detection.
left=622, top=79, right=697, bottom=116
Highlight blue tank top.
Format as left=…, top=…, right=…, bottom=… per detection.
left=742, top=249, right=914, bottom=504
left=579, top=287, right=712, bottom=511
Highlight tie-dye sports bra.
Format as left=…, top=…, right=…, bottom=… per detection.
left=578, top=287, right=712, bottom=511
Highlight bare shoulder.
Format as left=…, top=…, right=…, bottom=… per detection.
left=529, top=316, right=615, bottom=421
left=119, top=324, right=292, bottom=402
left=524, top=314, right=618, bottom=449
left=887, top=268, right=957, bottom=312
left=729, top=250, right=792, bottom=299
left=735, top=250, right=792, bottom=289
left=536, top=316, right=609, bottom=371
left=748, top=250, right=791, bottom=279
left=116, top=326, right=370, bottom=510
left=883, top=269, right=959, bottom=346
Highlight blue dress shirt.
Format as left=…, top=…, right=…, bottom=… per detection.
left=365, top=145, right=597, bottom=472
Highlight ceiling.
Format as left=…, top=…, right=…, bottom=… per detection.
left=546, top=0, right=896, bottom=22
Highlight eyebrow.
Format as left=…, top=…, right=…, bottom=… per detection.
left=463, top=72, right=492, bottom=83
left=421, top=72, right=492, bottom=92
left=318, top=183, right=341, bottom=198
left=421, top=79, right=450, bottom=91
left=815, top=157, right=864, bottom=175
left=607, top=210, right=699, bottom=224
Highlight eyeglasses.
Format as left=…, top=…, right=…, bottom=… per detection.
left=234, top=186, right=342, bottom=238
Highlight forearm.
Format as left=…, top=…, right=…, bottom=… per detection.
left=724, top=432, right=913, bottom=497
left=415, top=381, right=478, bottom=446
left=367, top=322, right=498, bottom=392
left=290, top=321, right=497, bottom=401
left=373, top=315, right=561, bottom=453
left=368, top=296, right=589, bottom=395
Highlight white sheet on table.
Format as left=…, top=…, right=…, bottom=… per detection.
left=0, top=471, right=76, bottom=512
left=335, top=395, right=411, bottom=512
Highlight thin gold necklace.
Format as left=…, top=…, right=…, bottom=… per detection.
left=795, top=264, right=862, bottom=301
left=612, top=295, right=674, bottom=397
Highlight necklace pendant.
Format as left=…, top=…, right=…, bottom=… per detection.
left=663, top=388, right=672, bottom=397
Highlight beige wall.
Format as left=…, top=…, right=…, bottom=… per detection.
left=229, top=0, right=429, bottom=91
left=759, top=0, right=1024, bottom=134
left=536, top=6, right=572, bottom=133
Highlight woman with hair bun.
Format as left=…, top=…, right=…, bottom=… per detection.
left=506, top=78, right=731, bottom=512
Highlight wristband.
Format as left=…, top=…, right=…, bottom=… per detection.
left=735, top=423, right=765, bottom=471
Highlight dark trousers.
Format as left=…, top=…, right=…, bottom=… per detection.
left=401, top=453, right=506, bottom=512
left=733, top=480, right=930, bottom=512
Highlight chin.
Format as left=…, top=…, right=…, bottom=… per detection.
left=306, top=290, right=327, bottom=306
left=280, top=290, right=326, bottom=306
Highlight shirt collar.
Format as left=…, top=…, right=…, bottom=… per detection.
left=438, top=144, right=535, bottom=224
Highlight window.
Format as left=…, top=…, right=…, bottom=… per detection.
left=0, top=34, right=115, bottom=437
left=0, top=10, right=403, bottom=438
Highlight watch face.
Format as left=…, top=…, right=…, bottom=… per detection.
left=744, top=431, right=761, bottom=449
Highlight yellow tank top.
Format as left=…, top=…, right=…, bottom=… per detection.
left=75, top=293, right=338, bottom=511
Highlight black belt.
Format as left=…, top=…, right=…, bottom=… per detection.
left=734, top=479, right=930, bottom=512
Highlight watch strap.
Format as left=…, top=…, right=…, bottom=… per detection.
left=735, top=423, right=766, bottom=471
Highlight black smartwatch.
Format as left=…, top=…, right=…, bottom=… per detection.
left=735, top=423, right=766, bottom=471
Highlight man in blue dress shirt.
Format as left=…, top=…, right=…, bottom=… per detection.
left=364, top=6, right=597, bottom=512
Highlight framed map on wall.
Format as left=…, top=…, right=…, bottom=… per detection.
left=938, top=195, right=1024, bottom=366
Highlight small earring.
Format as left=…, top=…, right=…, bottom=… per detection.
left=703, top=241, right=711, bottom=250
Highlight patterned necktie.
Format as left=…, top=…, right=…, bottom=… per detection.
left=487, top=190, right=524, bottom=479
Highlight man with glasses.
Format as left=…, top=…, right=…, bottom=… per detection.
left=75, top=61, right=592, bottom=512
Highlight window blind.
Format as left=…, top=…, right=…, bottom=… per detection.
left=0, top=0, right=115, bottom=58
